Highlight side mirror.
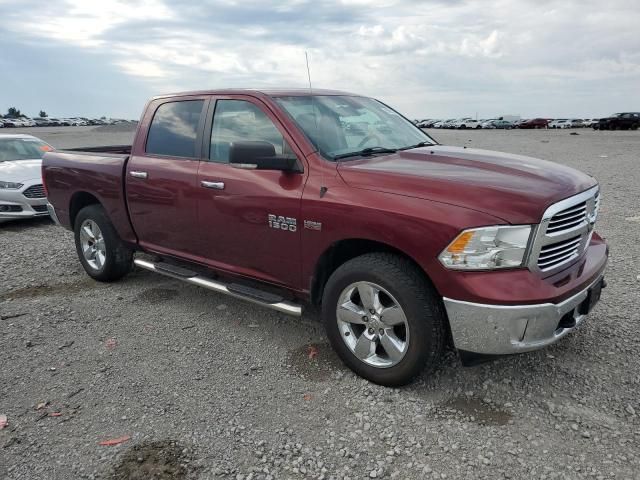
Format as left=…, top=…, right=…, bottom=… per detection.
left=228, top=141, right=300, bottom=172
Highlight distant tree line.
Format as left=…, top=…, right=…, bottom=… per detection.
left=2, top=107, right=47, bottom=118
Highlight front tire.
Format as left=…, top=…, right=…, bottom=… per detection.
left=74, top=205, right=133, bottom=282
left=322, top=253, right=445, bottom=386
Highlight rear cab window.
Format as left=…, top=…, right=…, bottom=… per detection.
left=145, top=100, right=205, bottom=158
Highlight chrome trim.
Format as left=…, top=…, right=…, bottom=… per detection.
left=200, top=180, right=225, bottom=190
left=443, top=274, right=604, bottom=355
left=528, top=186, right=599, bottom=275
left=46, top=202, right=62, bottom=226
left=129, top=171, right=148, bottom=179
left=133, top=258, right=302, bottom=317
left=231, top=163, right=258, bottom=170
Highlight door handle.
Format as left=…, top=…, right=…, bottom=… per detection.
left=201, top=180, right=225, bottom=190
left=130, top=171, right=148, bottom=179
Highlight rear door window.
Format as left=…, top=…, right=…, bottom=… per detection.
left=146, top=100, right=205, bottom=158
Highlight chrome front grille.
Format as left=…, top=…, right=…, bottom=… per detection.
left=529, top=186, right=600, bottom=275
left=537, top=235, right=582, bottom=269
left=23, top=184, right=46, bottom=199
left=547, top=202, right=587, bottom=233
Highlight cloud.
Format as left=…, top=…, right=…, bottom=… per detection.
left=0, top=0, right=638, bottom=118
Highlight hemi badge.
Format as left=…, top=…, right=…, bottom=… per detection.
left=304, top=220, right=322, bottom=231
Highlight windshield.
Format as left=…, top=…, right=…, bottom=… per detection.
left=274, top=95, right=435, bottom=160
left=0, top=138, right=53, bottom=161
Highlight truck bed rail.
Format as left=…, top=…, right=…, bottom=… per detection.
left=64, top=145, right=132, bottom=154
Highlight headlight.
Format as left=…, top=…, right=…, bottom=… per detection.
left=0, top=181, right=24, bottom=189
left=439, top=225, right=532, bottom=270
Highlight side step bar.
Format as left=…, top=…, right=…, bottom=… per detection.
left=133, top=258, right=302, bottom=317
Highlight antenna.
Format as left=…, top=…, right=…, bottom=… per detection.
left=305, top=51, right=313, bottom=93
left=305, top=51, right=327, bottom=198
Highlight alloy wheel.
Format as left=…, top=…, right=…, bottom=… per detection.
left=79, top=219, right=106, bottom=270
left=336, top=281, right=410, bottom=368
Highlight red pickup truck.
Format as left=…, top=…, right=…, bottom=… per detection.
left=43, top=89, right=608, bottom=386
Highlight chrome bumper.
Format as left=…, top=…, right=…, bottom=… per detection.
left=443, top=275, right=604, bottom=355
left=47, top=202, right=61, bottom=226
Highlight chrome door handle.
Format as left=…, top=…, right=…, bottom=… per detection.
left=130, top=171, right=148, bottom=179
left=201, top=180, right=225, bottom=190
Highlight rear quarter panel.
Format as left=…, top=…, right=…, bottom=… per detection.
left=43, top=151, right=136, bottom=242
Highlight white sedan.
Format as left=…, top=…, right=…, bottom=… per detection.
left=0, top=134, right=54, bottom=223
left=454, top=119, right=481, bottom=129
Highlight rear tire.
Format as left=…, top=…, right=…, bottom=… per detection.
left=322, top=253, right=445, bottom=386
left=74, top=204, right=133, bottom=282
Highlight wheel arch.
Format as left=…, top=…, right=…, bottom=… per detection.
left=69, top=191, right=102, bottom=228
left=310, top=238, right=438, bottom=306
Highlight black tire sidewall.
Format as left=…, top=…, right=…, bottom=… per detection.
left=322, top=255, right=443, bottom=386
left=74, top=205, right=132, bottom=282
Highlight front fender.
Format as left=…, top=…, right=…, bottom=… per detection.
left=300, top=185, right=506, bottom=296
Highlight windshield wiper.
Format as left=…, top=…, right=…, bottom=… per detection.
left=333, top=147, right=398, bottom=160
left=398, top=141, right=434, bottom=151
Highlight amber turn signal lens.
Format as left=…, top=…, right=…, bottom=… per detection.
left=446, top=231, right=474, bottom=253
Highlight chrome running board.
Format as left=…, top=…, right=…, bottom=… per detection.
left=133, top=258, right=302, bottom=317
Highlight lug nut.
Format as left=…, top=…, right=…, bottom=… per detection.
left=370, top=309, right=375, bottom=315
left=368, top=328, right=375, bottom=334
left=362, top=316, right=369, bottom=322
left=379, top=329, right=384, bottom=335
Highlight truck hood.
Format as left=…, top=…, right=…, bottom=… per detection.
left=337, top=145, right=597, bottom=224
left=0, top=158, right=42, bottom=183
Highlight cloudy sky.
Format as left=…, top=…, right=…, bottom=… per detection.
left=1, top=0, right=638, bottom=119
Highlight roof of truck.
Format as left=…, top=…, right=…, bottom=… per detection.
left=151, top=88, right=361, bottom=100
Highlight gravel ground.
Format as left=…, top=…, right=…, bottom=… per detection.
left=1, top=126, right=639, bottom=479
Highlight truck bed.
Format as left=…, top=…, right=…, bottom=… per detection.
left=42, top=148, right=137, bottom=243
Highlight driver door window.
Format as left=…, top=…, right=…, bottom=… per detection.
left=196, top=97, right=304, bottom=288
left=209, top=100, right=290, bottom=163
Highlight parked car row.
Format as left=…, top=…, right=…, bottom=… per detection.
left=0, top=117, right=136, bottom=128
left=415, top=118, right=516, bottom=129
left=593, top=113, right=640, bottom=130
left=413, top=113, right=639, bottom=131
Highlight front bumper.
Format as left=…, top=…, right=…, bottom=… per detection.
left=444, top=274, right=605, bottom=355
left=0, top=184, right=49, bottom=222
